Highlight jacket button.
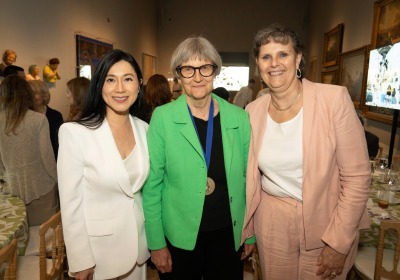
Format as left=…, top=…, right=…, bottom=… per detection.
left=233, top=221, right=236, bottom=226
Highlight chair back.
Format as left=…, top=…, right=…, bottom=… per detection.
left=0, top=238, right=17, bottom=280
left=39, top=211, right=64, bottom=280
left=374, top=220, right=400, bottom=280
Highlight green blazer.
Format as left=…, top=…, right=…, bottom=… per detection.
left=143, top=94, right=253, bottom=251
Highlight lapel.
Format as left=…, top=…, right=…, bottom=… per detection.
left=216, top=94, right=239, bottom=178
left=97, top=117, right=136, bottom=198
left=301, top=79, right=316, bottom=180
left=172, top=95, right=205, bottom=163
left=130, top=116, right=150, bottom=193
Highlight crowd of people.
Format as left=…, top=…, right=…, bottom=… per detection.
left=0, top=23, right=373, bottom=280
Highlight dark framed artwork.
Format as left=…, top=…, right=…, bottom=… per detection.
left=322, top=24, right=344, bottom=67
left=76, top=34, right=113, bottom=79
left=321, top=69, right=338, bottom=85
left=371, top=0, right=400, bottom=49
left=338, top=45, right=369, bottom=109
left=142, top=53, right=157, bottom=84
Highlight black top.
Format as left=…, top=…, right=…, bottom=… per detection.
left=45, top=106, right=64, bottom=161
left=193, top=113, right=231, bottom=232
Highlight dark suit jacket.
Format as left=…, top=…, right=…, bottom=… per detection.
left=45, top=106, right=64, bottom=160
left=365, top=130, right=379, bottom=159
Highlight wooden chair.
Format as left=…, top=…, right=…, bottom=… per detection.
left=352, top=220, right=400, bottom=279
left=0, top=239, right=17, bottom=280
left=17, top=211, right=65, bottom=280
left=390, top=155, right=400, bottom=172
left=249, top=246, right=262, bottom=280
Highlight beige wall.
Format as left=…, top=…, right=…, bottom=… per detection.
left=306, top=0, right=400, bottom=155
left=0, top=0, right=158, bottom=119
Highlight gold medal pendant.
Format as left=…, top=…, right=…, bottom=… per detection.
left=206, top=177, right=215, bottom=195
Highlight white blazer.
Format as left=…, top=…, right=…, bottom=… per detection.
left=57, top=116, right=150, bottom=279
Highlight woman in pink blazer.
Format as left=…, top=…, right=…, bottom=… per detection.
left=241, top=23, right=371, bottom=280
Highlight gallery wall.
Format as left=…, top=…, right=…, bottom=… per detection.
left=306, top=0, right=400, bottom=154
left=0, top=0, right=158, bottom=118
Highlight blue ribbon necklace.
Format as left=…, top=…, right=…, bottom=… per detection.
left=187, top=98, right=216, bottom=195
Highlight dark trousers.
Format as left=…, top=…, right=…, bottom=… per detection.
left=158, top=226, right=244, bottom=280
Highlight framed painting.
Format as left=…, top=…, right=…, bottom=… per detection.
left=142, top=53, right=157, bottom=84
left=321, top=69, right=338, bottom=85
left=338, top=45, right=369, bottom=109
left=76, top=34, right=113, bottom=79
left=371, top=0, right=400, bottom=49
left=322, top=23, right=344, bottom=67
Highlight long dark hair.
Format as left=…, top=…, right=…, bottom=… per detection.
left=76, top=49, right=143, bottom=128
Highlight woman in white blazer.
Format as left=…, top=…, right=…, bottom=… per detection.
left=57, top=50, right=150, bottom=280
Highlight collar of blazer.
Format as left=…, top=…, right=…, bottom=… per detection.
left=98, top=116, right=150, bottom=198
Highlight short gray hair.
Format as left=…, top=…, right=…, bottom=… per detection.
left=170, top=36, right=222, bottom=78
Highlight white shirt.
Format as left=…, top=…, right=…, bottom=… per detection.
left=258, top=108, right=303, bottom=201
left=233, top=85, right=253, bottom=108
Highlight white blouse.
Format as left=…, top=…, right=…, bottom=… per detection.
left=258, top=108, right=304, bottom=201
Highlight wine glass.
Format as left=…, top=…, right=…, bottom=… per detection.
left=378, top=155, right=388, bottom=171
left=377, top=190, right=390, bottom=209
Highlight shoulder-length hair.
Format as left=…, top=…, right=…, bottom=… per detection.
left=0, top=75, right=34, bottom=135
left=28, top=80, right=50, bottom=108
left=253, top=23, right=306, bottom=78
left=170, top=36, right=222, bottom=79
left=76, top=49, right=143, bottom=128
left=144, top=74, right=172, bottom=118
left=66, top=77, right=90, bottom=121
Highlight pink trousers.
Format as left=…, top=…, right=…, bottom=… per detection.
left=254, top=191, right=359, bottom=280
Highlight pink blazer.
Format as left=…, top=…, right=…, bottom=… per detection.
left=241, top=79, right=371, bottom=255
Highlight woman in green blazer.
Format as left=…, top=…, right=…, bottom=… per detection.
left=143, top=36, right=255, bottom=280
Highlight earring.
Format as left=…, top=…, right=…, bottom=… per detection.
left=296, top=68, right=302, bottom=78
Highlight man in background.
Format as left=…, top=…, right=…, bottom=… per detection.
left=233, top=78, right=255, bottom=108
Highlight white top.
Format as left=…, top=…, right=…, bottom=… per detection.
left=258, top=108, right=303, bottom=201
left=233, top=85, right=253, bottom=108
left=26, top=74, right=42, bottom=81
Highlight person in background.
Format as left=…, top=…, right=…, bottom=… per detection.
left=172, top=77, right=182, bottom=99
left=43, top=58, right=61, bottom=86
left=358, top=115, right=379, bottom=159
left=28, top=80, right=63, bottom=160
left=233, top=78, right=255, bottom=108
left=242, top=23, right=370, bottom=279
left=212, top=86, right=230, bottom=101
left=143, top=36, right=254, bottom=280
left=26, top=64, right=42, bottom=81
left=0, top=75, right=58, bottom=226
left=66, top=77, right=90, bottom=121
left=57, top=49, right=150, bottom=280
left=137, top=74, right=172, bottom=123
left=0, top=49, right=17, bottom=76
left=3, top=65, right=26, bottom=78
left=256, top=81, right=270, bottom=99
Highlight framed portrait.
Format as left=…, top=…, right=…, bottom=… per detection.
left=142, top=53, right=157, bottom=84
left=371, top=0, right=400, bottom=49
left=321, top=69, right=338, bottom=85
left=76, top=34, right=113, bottom=79
left=306, top=56, right=318, bottom=82
left=338, top=45, right=369, bottom=109
left=322, top=24, right=344, bottom=67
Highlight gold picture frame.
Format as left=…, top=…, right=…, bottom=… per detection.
left=322, top=24, right=344, bottom=67
left=321, top=68, right=338, bottom=85
left=337, top=45, right=369, bottom=109
left=142, top=53, right=157, bottom=85
left=370, top=0, right=400, bottom=49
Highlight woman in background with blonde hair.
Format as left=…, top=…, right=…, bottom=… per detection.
left=28, top=80, right=63, bottom=160
left=66, top=77, right=90, bottom=121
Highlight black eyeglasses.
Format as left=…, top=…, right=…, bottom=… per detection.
left=176, top=64, right=217, bottom=78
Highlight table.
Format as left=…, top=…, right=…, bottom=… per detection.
left=0, top=196, right=28, bottom=255
left=359, top=174, right=400, bottom=249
